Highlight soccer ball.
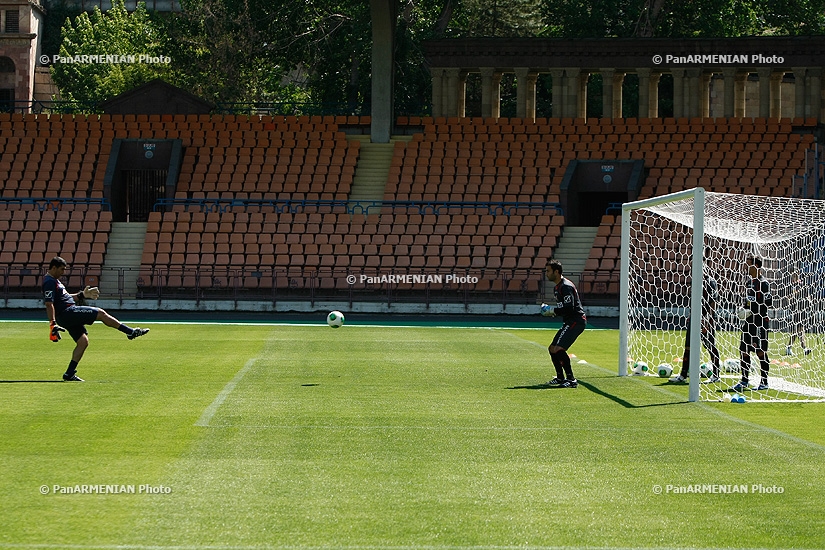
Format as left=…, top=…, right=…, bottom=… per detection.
left=699, top=362, right=713, bottom=378
left=632, top=361, right=649, bottom=375
left=657, top=364, right=673, bottom=378
left=327, top=310, right=345, bottom=328
left=724, top=358, right=739, bottom=373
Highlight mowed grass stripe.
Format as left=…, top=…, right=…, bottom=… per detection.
left=0, top=323, right=271, bottom=548
left=2, top=323, right=824, bottom=549
left=126, top=327, right=824, bottom=549
left=195, top=358, right=258, bottom=427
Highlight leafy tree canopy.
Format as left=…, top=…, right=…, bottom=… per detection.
left=49, top=0, right=825, bottom=113
left=50, top=0, right=171, bottom=106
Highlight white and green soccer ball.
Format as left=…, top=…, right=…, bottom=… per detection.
left=657, top=364, right=674, bottom=378
left=699, top=362, right=713, bottom=378
left=327, top=310, right=345, bottom=328
left=723, top=358, right=739, bottom=373
left=632, top=361, right=649, bottom=375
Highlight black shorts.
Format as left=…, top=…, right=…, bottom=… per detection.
left=684, top=319, right=717, bottom=351
left=56, top=306, right=99, bottom=342
left=740, top=323, right=768, bottom=354
left=790, top=310, right=808, bottom=330
left=551, top=318, right=586, bottom=350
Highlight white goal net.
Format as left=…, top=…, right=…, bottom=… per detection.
left=620, top=188, right=825, bottom=402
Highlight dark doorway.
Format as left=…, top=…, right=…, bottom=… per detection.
left=0, top=89, right=13, bottom=112
left=577, top=192, right=628, bottom=226
left=560, top=160, right=644, bottom=226
left=118, top=169, right=167, bottom=222
left=103, top=139, right=183, bottom=222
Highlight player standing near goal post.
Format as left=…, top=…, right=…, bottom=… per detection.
left=785, top=269, right=811, bottom=356
left=670, top=274, right=721, bottom=383
left=734, top=256, right=772, bottom=392
left=43, top=256, right=150, bottom=382
left=541, top=259, right=587, bottom=388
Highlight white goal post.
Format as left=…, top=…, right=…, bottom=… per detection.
left=620, top=187, right=825, bottom=402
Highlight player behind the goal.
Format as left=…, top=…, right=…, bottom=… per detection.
left=734, top=256, right=772, bottom=392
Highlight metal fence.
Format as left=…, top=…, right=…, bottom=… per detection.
left=1, top=265, right=551, bottom=309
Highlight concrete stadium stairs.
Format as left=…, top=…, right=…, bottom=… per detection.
left=100, top=222, right=147, bottom=298
left=551, top=226, right=600, bottom=286
left=348, top=135, right=411, bottom=207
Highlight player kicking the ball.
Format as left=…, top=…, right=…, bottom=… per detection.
left=541, top=259, right=587, bottom=388
left=43, top=256, right=149, bottom=382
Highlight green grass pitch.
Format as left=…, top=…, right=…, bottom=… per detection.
left=1, top=319, right=824, bottom=549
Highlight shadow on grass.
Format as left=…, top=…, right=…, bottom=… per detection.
left=0, top=380, right=65, bottom=383
left=508, top=379, right=689, bottom=408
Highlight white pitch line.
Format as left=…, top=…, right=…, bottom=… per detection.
left=502, top=331, right=825, bottom=453
left=0, top=544, right=789, bottom=550
left=194, top=358, right=256, bottom=427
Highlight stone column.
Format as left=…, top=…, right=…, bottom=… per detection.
left=809, top=67, right=822, bottom=122
left=515, top=67, right=538, bottom=121
left=793, top=67, right=807, bottom=118
left=770, top=71, right=783, bottom=119
left=672, top=69, right=685, bottom=118
left=444, top=68, right=461, bottom=118
left=601, top=68, right=614, bottom=119
left=579, top=71, right=590, bottom=119
left=637, top=68, right=651, bottom=118
left=612, top=71, right=626, bottom=118
left=686, top=68, right=702, bottom=118
left=722, top=68, right=736, bottom=118
left=565, top=68, right=582, bottom=119
left=701, top=73, right=712, bottom=117
left=649, top=72, right=661, bottom=118
left=431, top=68, right=444, bottom=118
left=457, top=70, right=468, bottom=118
left=550, top=69, right=564, bottom=119
left=734, top=72, right=748, bottom=118
left=757, top=68, right=771, bottom=119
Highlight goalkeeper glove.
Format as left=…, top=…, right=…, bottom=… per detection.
left=82, top=286, right=100, bottom=300
left=540, top=303, right=556, bottom=317
left=50, top=321, right=66, bottom=342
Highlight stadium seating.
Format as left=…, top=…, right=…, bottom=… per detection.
left=0, top=112, right=818, bottom=300
left=0, top=203, right=111, bottom=290
left=390, top=115, right=816, bottom=295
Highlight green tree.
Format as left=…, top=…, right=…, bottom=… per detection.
left=50, top=0, right=171, bottom=107
left=456, top=0, right=544, bottom=37
left=538, top=0, right=825, bottom=38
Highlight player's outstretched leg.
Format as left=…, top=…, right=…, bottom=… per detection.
left=95, top=309, right=149, bottom=340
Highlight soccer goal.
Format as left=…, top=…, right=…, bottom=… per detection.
left=619, top=187, right=825, bottom=402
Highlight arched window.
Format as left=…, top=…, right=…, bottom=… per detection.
left=0, top=56, right=15, bottom=73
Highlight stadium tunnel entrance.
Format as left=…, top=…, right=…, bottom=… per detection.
left=104, top=139, right=183, bottom=222
left=560, top=159, right=644, bottom=226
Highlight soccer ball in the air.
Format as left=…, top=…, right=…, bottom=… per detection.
left=699, top=362, right=713, bottom=378
left=657, top=364, right=673, bottom=378
left=724, top=358, right=739, bottom=373
left=632, top=361, right=649, bottom=375
left=327, top=310, right=345, bottom=328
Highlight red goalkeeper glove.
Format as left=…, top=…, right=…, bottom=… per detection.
left=50, top=321, right=66, bottom=342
